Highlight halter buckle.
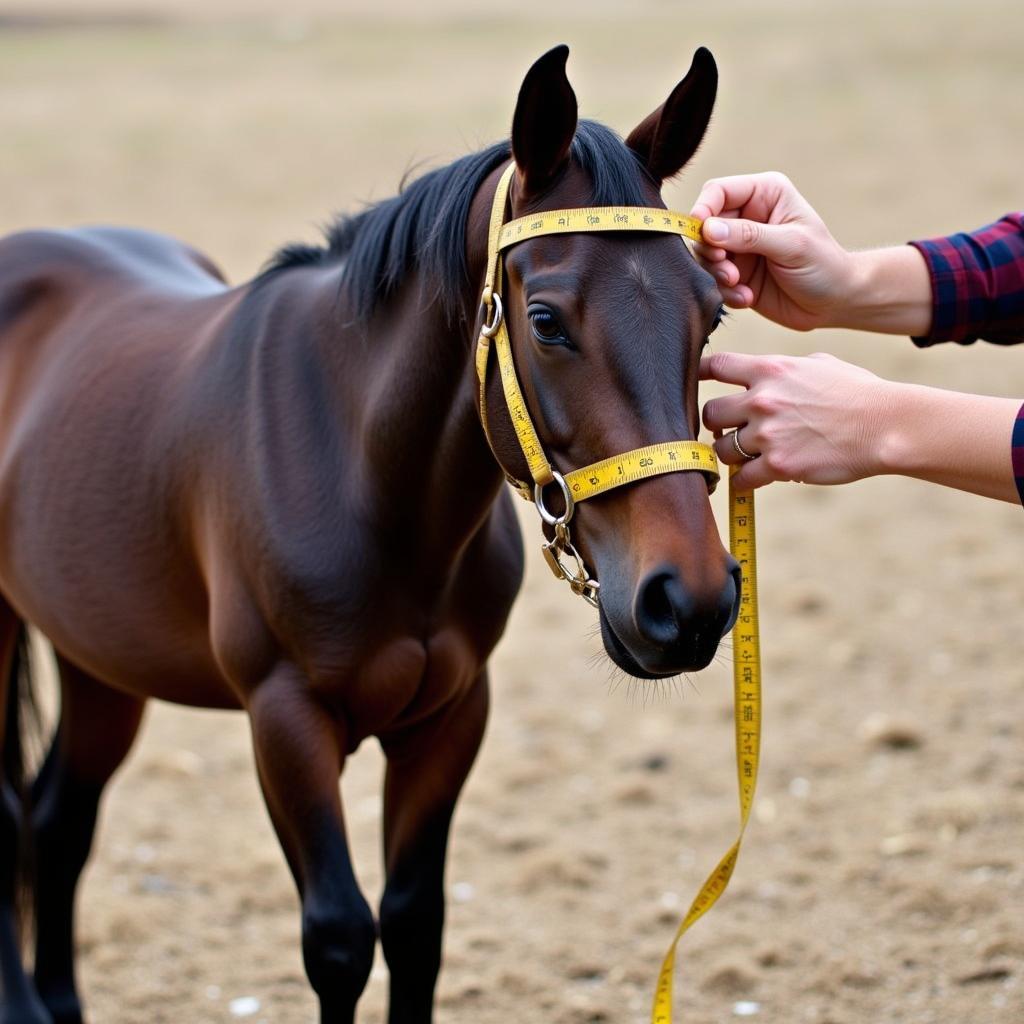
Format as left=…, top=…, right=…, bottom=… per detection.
left=541, top=523, right=599, bottom=607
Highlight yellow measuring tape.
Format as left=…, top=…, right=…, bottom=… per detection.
left=474, top=164, right=763, bottom=1021
left=499, top=206, right=703, bottom=248
left=564, top=442, right=719, bottom=501
left=651, top=470, right=761, bottom=1022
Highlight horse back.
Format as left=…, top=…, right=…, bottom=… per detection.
left=0, top=224, right=226, bottom=310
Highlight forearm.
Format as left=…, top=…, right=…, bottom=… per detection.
left=875, top=383, right=1021, bottom=503
left=828, top=246, right=933, bottom=336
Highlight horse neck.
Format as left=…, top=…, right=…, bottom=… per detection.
left=312, top=247, right=504, bottom=559
left=237, top=166, right=510, bottom=568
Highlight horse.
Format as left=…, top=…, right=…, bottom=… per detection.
left=0, top=44, right=735, bottom=1023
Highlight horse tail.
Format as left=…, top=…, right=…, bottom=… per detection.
left=2, top=622, right=40, bottom=953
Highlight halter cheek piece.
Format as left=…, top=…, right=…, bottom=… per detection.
left=475, top=163, right=720, bottom=605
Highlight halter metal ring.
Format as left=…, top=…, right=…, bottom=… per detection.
left=534, top=470, right=575, bottom=527
left=480, top=292, right=503, bottom=338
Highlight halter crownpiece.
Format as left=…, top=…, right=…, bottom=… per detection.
left=475, top=162, right=720, bottom=604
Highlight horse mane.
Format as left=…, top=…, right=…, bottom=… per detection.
left=259, top=120, right=652, bottom=324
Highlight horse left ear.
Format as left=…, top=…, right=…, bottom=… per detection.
left=511, top=44, right=579, bottom=196
left=626, top=47, right=718, bottom=184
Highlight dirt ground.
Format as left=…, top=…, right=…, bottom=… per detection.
left=2, top=1, right=1023, bottom=1021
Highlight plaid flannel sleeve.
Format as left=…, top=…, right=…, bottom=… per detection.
left=909, top=212, right=1024, bottom=347
left=1014, top=407, right=1024, bottom=506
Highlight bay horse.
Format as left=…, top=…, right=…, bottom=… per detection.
left=0, top=44, right=735, bottom=1023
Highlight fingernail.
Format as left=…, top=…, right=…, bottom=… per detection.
left=714, top=268, right=729, bottom=284
left=704, top=218, right=728, bottom=242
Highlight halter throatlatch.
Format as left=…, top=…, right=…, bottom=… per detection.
left=475, top=163, right=720, bottom=605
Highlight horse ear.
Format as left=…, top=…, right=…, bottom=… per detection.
left=626, top=47, right=718, bottom=184
left=511, top=44, right=578, bottom=196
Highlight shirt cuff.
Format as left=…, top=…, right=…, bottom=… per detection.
left=909, top=214, right=1024, bottom=347
left=908, top=236, right=976, bottom=347
left=1013, top=403, right=1024, bottom=507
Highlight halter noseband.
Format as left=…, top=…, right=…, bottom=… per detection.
left=475, top=163, right=720, bottom=606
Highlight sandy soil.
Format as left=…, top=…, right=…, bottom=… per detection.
left=2, top=2, right=1023, bottom=1021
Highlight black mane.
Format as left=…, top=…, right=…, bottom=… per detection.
left=260, top=120, right=652, bottom=323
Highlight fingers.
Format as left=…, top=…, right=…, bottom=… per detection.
left=719, top=284, right=756, bottom=308
left=693, top=253, right=755, bottom=307
left=702, top=390, right=748, bottom=432
left=690, top=171, right=793, bottom=221
left=701, top=356, right=778, bottom=490
left=713, top=431, right=787, bottom=491
left=692, top=211, right=742, bottom=264
left=693, top=241, right=729, bottom=265
left=696, top=250, right=737, bottom=282
left=710, top=430, right=776, bottom=491
left=701, top=217, right=806, bottom=265
left=699, top=350, right=769, bottom=387
left=689, top=174, right=768, bottom=221
left=699, top=271, right=755, bottom=307
left=728, top=456, right=777, bottom=491
left=691, top=172, right=811, bottom=269
left=712, top=428, right=755, bottom=465
left=689, top=184, right=726, bottom=222
left=693, top=246, right=742, bottom=295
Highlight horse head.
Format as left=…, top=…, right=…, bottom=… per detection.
left=479, top=45, right=739, bottom=679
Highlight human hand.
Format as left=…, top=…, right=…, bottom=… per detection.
left=690, top=172, right=856, bottom=331
left=700, top=350, right=892, bottom=489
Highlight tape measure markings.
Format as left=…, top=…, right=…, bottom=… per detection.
left=650, top=472, right=761, bottom=1023
left=564, top=443, right=718, bottom=501
left=499, top=207, right=704, bottom=249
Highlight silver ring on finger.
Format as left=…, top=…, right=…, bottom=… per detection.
left=732, top=428, right=759, bottom=461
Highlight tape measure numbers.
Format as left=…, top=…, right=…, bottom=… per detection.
left=651, top=471, right=761, bottom=1023
left=499, top=207, right=704, bottom=250
left=563, top=442, right=718, bottom=502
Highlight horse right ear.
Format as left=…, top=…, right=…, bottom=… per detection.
left=511, top=45, right=578, bottom=197
left=626, top=47, right=718, bottom=184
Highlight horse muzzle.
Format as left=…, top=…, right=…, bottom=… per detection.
left=598, top=559, right=741, bottom=678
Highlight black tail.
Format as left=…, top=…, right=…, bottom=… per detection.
left=3, top=626, right=32, bottom=798
left=2, top=625, right=40, bottom=955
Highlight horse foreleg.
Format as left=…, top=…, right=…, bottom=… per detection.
left=32, top=657, right=146, bottom=1024
left=379, top=673, right=489, bottom=1024
left=248, top=666, right=375, bottom=1024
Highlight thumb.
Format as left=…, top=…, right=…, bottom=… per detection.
left=703, top=217, right=803, bottom=263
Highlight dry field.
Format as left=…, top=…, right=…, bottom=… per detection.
left=2, top=1, right=1023, bottom=1021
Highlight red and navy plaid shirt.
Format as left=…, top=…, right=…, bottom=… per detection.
left=909, top=212, right=1024, bottom=505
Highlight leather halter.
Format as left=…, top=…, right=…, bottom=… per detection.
left=475, top=163, right=720, bottom=605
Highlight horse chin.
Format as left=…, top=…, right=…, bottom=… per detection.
left=598, top=603, right=696, bottom=680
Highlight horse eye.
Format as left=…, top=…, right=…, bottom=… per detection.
left=709, top=306, right=727, bottom=334
left=529, top=309, right=568, bottom=346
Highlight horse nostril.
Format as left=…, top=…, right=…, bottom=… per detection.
left=635, top=568, right=692, bottom=646
left=723, top=560, right=742, bottom=635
